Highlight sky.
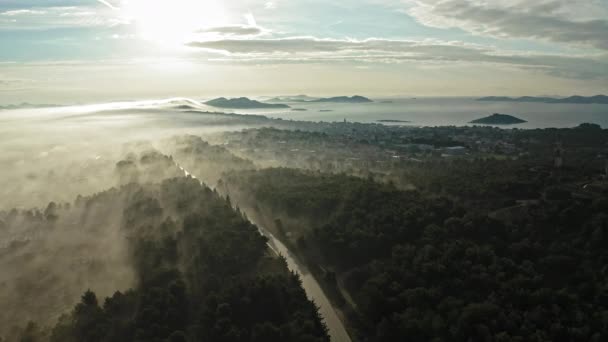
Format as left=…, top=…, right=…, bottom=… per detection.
left=0, top=0, right=607, bottom=103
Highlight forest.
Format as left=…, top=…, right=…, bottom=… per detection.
left=222, top=167, right=608, bottom=341
left=0, top=147, right=328, bottom=342
left=2, top=124, right=608, bottom=342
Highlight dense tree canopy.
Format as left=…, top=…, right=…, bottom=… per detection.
left=2, top=159, right=328, bottom=342
left=225, top=168, right=608, bottom=341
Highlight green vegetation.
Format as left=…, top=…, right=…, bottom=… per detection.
left=469, top=113, right=527, bottom=125
left=224, top=168, right=608, bottom=341
left=3, top=123, right=608, bottom=341
left=205, top=97, right=290, bottom=109
left=163, top=135, right=255, bottom=185
left=1, top=152, right=328, bottom=342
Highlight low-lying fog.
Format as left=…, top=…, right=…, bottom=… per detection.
left=0, top=99, right=271, bottom=334
left=0, top=98, right=269, bottom=209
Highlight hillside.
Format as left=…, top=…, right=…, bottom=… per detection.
left=311, top=96, right=373, bottom=103
left=470, top=113, right=527, bottom=125
left=478, top=95, right=608, bottom=104
left=205, top=97, right=290, bottom=109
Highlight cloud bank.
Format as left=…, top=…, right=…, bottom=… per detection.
left=0, top=5, right=122, bottom=29
left=405, top=0, right=608, bottom=50
left=187, top=37, right=608, bottom=79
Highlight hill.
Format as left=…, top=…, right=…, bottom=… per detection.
left=477, top=95, right=608, bottom=104
left=267, top=95, right=319, bottom=102
left=470, top=113, right=527, bottom=125
left=205, top=97, right=290, bottom=109
left=311, top=96, right=373, bottom=103
left=0, top=102, right=61, bottom=110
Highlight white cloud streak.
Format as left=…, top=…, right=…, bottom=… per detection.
left=187, top=36, right=608, bottom=79
left=97, top=0, right=119, bottom=11
left=404, top=0, right=608, bottom=50
left=199, top=25, right=264, bottom=36
left=0, top=6, right=124, bottom=29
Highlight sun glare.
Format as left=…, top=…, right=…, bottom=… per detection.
left=121, top=0, right=227, bottom=46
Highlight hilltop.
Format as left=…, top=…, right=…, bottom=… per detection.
left=311, top=95, right=373, bottom=103
left=477, top=95, right=608, bottom=104
left=205, top=97, right=290, bottom=109
left=470, top=113, right=527, bottom=125
left=0, top=102, right=61, bottom=110
left=267, top=95, right=319, bottom=102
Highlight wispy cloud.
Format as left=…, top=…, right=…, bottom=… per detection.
left=404, top=0, right=608, bottom=50
left=1, top=9, right=46, bottom=16
left=199, top=25, right=265, bottom=37
left=97, top=0, right=119, bottom=11
left=0, top=5, right=123, bottom=30
left=187, top=36, right=608, bottom=79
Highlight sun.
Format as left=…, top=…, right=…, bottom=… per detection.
left=120, top=0, right=228, bottom=46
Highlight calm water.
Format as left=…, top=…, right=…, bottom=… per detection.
left=233, top=97, right=608, bottom=129
left=3, top=97, right=607, bottom=129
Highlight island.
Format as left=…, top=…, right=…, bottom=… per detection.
left=291, top=108, right=308, bottom=111
left=477, top=95, right=608, bottom=104
left=173, top=104, right=198, bottom=110
left=377, top=119, right=411, bottom=123
left=576, top=123, right=602, bottom=130
left=310, top=95, right=373, bottom=103
left=0, top=102, right=61, bottom=110
left=319, top=109, right=333, bottom=112
left=470, top=113, right=527, bottom=125
left=268, top=95, right=319, bottom=102
left=205, top=97, right=290, bottom=109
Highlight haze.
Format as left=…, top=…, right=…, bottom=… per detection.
left=2, top=1, right=608, bottom=342
left=1, top=0, right=608, bottom=105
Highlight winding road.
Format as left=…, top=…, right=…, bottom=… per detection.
left=176, top=164, right=351, bottom=342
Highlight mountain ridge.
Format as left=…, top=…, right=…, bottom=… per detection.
left=205, top=97, right=290, bottom=109
left=477, top=95, right=608, bottom=104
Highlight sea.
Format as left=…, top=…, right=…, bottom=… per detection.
left=233, top=97, right=608, bottom=129
left=2, top=97, right=607, bottom=129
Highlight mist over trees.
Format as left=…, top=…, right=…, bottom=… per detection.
left=2, top=116, right=608, bottom=342
left=0, top=139, right=328, bottom=342
left=42, top=177, right=328, bottom=342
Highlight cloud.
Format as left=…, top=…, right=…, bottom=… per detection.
left=404, top=0, right=608, bottom=50
left=199, top=25, right=264, bottom=37
left=1, top=9, right=46, bottom=16
left=0, top=77, right=37, bottom=91
left=0, top=5, right=124, bottom=29
left=187, top=36, right=608, bottom=79
left=244, top=13, right=257, bottom=27
left=97, top=0, right=119, bottom=11
left=0, top=1, right=92, bottom=10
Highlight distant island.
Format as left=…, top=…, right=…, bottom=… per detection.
left=267, top=95, right=319, bottom=102
left=266, top=95, right=373, bottom=104
left=173, top=104, right=198, bottom=110
left=477, top=95, right=608, bottom=104
left=470, top=113, right=527, bottom=125
left=205, top=97, right=290, bottom=109
left=311, top=95, right=373, bottom=103
left=291, top=108, right=308, bottom=111
left=576, top=123, right=602, bottom=130
left=319, top=109, right=333, bottom=112
left=377, top=119, right=411, bottom=123
left=0, top=102, right=60, bottom=110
